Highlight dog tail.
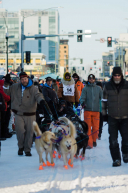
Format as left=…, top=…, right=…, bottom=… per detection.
left=59, top=117, right=76, bottom=138
left=33, top=121, right=42, bottom=136
left=69, top=119, right=76, bottom=138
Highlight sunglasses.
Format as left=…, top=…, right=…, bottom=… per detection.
left=113, top=75, right=121, bottom=77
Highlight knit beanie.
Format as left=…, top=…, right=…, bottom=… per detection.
left=88, top=74, right=95, bottom=80
left=19, top=72, right=28, bottom=79
left=72, top=73, right=79, bottom=78
left=112, top=67, right=122, bottom=76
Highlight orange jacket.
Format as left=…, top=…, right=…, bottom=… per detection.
left=76, top=81, right=84, bottom=99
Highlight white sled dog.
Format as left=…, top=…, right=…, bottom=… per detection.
left=50, top=117, right=77, bottom=169
left=33, top=121, right=56, bottom=170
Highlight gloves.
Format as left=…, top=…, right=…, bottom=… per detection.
left=5, top=74, right=11, bottom=83
left=81, top=102, right=86, bottom=108
left=103, top=114, right=108, bottom=122
left=75, top=102, right=79, bottom=108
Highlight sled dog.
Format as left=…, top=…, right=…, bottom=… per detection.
left=50, top=117, right=77, bottom=169
left=33, top=121, right=56, bottom=170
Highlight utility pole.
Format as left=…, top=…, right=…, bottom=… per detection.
left=21, top=17, right=24, bottom=72
left=6, top=33, right=9, bottom=74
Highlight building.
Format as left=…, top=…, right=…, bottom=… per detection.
left=59, top=39, right=69, bottom=77
left=0, top=8, right=59, bottom=75
left=0, top=53, right=47, bottom=77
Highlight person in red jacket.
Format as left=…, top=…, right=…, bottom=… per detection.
left=0, top=80, right=11, bottom=140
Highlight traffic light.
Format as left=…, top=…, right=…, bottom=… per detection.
left=77, top=30, right=83, bottom=42
left=107, top=61, right=110, bottom=66
left=94, top=60, right=96, bottom=65
left=99, top=68, right=101, bottom=71
left=107, top=37, right=112, bottom=47
left=90, top=67, right=92, bottom=70
left=26, top=51, right=31, bottom=64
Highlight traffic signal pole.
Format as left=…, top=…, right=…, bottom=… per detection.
left=21, top=32, right=97, bottom=72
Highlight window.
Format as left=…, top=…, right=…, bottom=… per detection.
left=64, top=46, right=66, bottom=49
left=64, top=51, right=66, bottom=53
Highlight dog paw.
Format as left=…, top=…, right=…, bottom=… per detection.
left=39, top=165, right=44, bottom=170
left=58, top=154, right=61, bottom=159
left=54, top=151, right=57, bottom=154
left=64, top=165, right=68, bottom=169
left=81, top=157, right=85, bottom=161
left=53, top=153, right=56, bottom=158
left=42, top=162, right=46, bottom=167
left=47, top=161, right=51, bottom=166
left=51, top=163, right=55, bottom=167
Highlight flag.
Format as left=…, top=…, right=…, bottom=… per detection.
left=0, top=0, right=2, bottom=4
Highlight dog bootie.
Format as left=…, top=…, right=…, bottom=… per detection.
left=42, top=162, right=46, bottom=167
left=51, top=163, right=55, bottom=167
left=112, top=160, right=121, bottom=167
left=64, top=165, right=68, bottom=169
left=47, top=161, right=51, bottom=166
left=54, top=151, right=57, bottom=154
left=58, top=154, right=61, bottom=159
left=68, top=159, right=73, bottom=167
left=53, top=153, right=56, bottom=158
left=39, top=165, right=44, bottom=170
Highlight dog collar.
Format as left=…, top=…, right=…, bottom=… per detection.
left=36, top=136, right=41, bottom=139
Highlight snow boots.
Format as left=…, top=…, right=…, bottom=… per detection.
left=123, top=154, right=128, bottom=163
left=112, top=159, right=121, bottom=167
left=18, top=147, right=24, bottom=155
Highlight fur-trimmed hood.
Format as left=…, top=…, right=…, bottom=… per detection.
left=61, top=77, right=75, bottom=85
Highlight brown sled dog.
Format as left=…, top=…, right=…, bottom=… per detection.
left=33, top=121, right=56, bottom=170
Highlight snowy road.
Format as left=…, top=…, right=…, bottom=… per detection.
left=0, top=124, right=128, bottom=193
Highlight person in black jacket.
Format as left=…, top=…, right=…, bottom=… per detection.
left=42, top=77, right=58, bottom=120
left=102, top=67, right=128, bottom=167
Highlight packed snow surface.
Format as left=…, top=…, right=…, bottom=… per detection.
left=0, top=124, right=128, bottom=193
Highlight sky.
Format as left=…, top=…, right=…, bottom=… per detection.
left=1, top=0, right=128, bottom=73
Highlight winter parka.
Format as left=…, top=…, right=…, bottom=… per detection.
left=42, top=84, right=58, bottom=104
left=57, top=77, right=79, bottom=103
left=102, top=78, right=128, bottom=119
left=80, top=82, right=103, bottom=112
left=76, top=80, right=84, bottom=99
left=4, top=80, right=44, bottom=114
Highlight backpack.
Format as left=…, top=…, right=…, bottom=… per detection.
left=0, top=93, right=6, bottom=111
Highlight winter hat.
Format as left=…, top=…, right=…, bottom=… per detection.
left=46, top=77, right=52, bottom=82
left=88, top=74, right=95, bottom=80
left=112, top=67, right=122, bottom=76
left=72, top=73, right=79, bottom=78
left=63, top=72, right=71, bottom=81
left=19, top=72, right=28, bottom=79
left=5, top=74, right=11, bottom=83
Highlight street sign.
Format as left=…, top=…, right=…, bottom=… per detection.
left=85, top=30, right=91, bottom=38
left=115, top=38, right=119, bottom=44
left=8, top=65, right=12, bottom=67
left=68, top=32, right=74, bottom=37
left=100, top=38, right=105, bottom=43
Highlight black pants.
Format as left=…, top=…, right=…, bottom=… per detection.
left=108, top=116, right=128, bottom=162
left=98, top=113, right=103, bottom=138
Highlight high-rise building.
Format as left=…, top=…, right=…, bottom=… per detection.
left=0, top=8, right=59, bottom=74
left=59, top=39, right=69, bottom=77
